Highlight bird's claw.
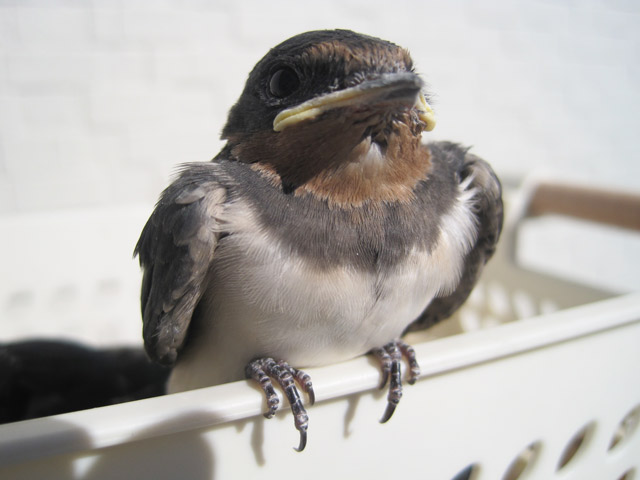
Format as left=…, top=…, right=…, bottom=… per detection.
left=246, top=358, right=314, bottom=451
left=372, top=339, right=420, bottom=423
left=295, top=429, right=308, bottom=452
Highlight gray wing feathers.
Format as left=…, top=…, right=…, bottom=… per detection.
left=409, top=142, right=503, bottom=331
left=135, top=174, right=226, bottom=366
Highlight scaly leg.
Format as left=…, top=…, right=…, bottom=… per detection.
left=245, top=358, right=314, bottom=452
left=371, top=339, right=421, bottom=423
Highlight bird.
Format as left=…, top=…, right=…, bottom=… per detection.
left=134, top=29, right=503, bottom=452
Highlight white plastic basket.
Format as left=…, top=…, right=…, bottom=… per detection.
left=1, top=182, right=639, bottom=480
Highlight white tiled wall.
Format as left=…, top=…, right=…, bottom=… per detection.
left=1, top=0, right=639, bottom=213
left=0, top=1, right=639, bottom=343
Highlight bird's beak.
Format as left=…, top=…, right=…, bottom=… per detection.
left=273, top=72, right=436, bottom=133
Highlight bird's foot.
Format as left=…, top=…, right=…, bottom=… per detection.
left=371, top=339, right=421, bottom=423
left=245, top=357, right=315, bottom=452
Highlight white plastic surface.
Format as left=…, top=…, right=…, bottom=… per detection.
left=1, top=290, right=639, bottom=479
left=0, top=205, right=152, bottom=346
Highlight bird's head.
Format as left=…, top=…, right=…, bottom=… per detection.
left=220, top=29, right=436, bottom=206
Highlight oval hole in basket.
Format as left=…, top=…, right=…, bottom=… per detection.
left=466, top=283, right=485, bottom=307
left=609, top=404, right=640, bottom=451
left=511, top=290, right=537, bottom=319
left=618, top=468, right=636, bottom=480
left=451, top=463, right=479, bottom=480
left=557, top=422, right=596, bottom=471
left=501, top=441, right=541, bottom=480
left=486, top=282, right=512, bottom=319
left=5, top=290, right=36, bottom=311
left=97, top=278, right=122, bottom=297
left=50, top=284, right=78, bottom=311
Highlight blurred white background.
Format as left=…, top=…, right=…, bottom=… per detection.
left=0, top=0, right=639, bottom=344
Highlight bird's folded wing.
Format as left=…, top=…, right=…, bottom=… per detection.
left=134, top=165, right=227, bottom=366
left=409, top=142, right=504, bottom=331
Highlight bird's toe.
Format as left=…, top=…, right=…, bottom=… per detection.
left=245, top=357, right=313, bottom=451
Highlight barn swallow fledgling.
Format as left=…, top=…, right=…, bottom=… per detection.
left=135, top=29, right=503, bottom=451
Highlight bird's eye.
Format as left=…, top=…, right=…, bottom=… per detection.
left=269, top=67, right=300, bottom=98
